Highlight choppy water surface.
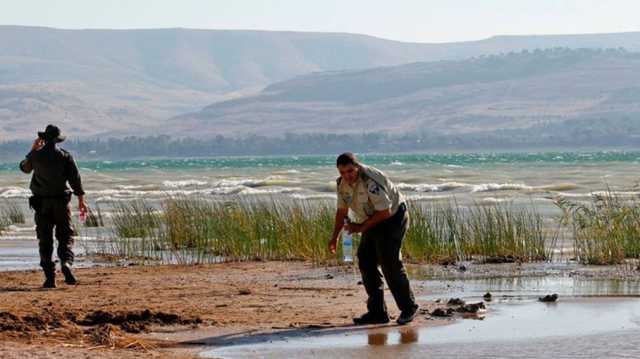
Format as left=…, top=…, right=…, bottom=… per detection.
left=2, top=151, right=640, bottom=205
left=203, top=277, right=640, bottom=359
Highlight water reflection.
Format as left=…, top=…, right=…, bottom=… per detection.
left=367, top=328, right=419, bottom=346
left=399, top=328, right=419, bottom=344
left=368, top=332, right=387, bottom=346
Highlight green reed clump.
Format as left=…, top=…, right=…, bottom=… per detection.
left=556, top=192, right=640, bottom=264
left=84, top=205, right=104, bottom=227
left=462, top=203, right=547, bottom=262
left=1, top=201, right=25, bottom=225
left=106, top=197, right=336, bottom=264
left=0, top=214, right=8, bottom=234
left=405, top=201, right=547, bottom=263
left=110, top=200, right=160, bottom=238
left=105, top=197, right=549, bottom=265
left=156, top=198, right=336, bottom=263
left=404, top=202, right=461, bottom=263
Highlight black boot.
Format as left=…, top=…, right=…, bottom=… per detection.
left=42, top=269, right=56, bottom=289
left=61, top=262, right=77, bottom=285
left=353, top=311, right=390, bottom=325
left=397, top=304, right=419, bottom=325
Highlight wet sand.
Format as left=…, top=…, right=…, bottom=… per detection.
left=0, top=261, right=445, bottom=358
left=205, top=279, right=640, bottom=359
left=2, top=260, right=640, bottom=358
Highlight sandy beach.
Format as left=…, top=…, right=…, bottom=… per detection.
left=0, top=261, right=447, bottom=358
left=3, top=259, right=640, bottom=358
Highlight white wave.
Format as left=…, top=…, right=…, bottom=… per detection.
left=291, top=193, right=337, bottom=200
left=213, top=176, right=300, bottom=188
left=162, top=180, right=208, bottom=188
left=0, top=187, right=31, bottom=198
left=556, top=191, right=640, bottom=199
left=405, top=194, right=454, bottom=201
left=390, top=161, right=404, bottom=166
left=397, top=182, right=467, bottom=192
left=241, top=187, right=304, bottom=195
left=471, top=183, right=533, bottom=193
left=5, top=225, right=34, bottom=232
left=478, top=197, right=509, bottom=204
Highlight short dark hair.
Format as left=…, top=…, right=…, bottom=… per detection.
left=336, top=152, right=358, bottom=167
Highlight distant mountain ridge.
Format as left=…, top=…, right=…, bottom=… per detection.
left=3, top=26, right=640, bottom=139
left=175, top=48, right=640, bottom=137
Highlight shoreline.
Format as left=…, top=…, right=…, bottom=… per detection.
left=0, top=261, right=444, bottom=359
left=1, top=260, right=640, bottom=358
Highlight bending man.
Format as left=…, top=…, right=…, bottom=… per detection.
left=329, top=152, right=418, bottom=325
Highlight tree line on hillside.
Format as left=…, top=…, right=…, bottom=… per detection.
left=2, top=116, right=640, bottom=162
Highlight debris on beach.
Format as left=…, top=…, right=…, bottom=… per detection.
left=482, top=255, right=518, bottom=264
left=456, top=302, right=486, bottom=313
left=431, top=308, right=455, bottom=317
left=238, top=288, right=252, bottom=295
left=539, top=293, right=559, bottom=302
left=77, top=309, right=202, bottom=333
left=483, top=292, right=492, bottom=301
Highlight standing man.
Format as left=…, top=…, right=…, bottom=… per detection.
left=19, top=125, right=87, bottom=288
left=329, top=153, right=418, bottom=325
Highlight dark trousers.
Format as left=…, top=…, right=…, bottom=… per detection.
left=357, top=204, right=416, bottom=314
left=34, top=197, right=75, bottom=272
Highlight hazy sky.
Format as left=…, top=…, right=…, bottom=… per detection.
left=2, top=0, right=640, bottom=43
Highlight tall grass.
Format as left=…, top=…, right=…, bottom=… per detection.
left=1, top=200, right=25, bottom=225
left=103, top=197, right=550, bottom=265
left=555, top=191, right=640, bottom=265
left=404, top=201, right=547, bottom=263
left=0, top=201, right=25, bottom=234
left=84, top=205, right=104, bottom=228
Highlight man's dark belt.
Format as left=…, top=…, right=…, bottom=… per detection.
left=29, top=192, right=72, bottom=210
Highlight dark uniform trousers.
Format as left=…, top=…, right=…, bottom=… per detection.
left=357, top=203, right=416, bottom=314
left=35, top=196, right=75, bottom=272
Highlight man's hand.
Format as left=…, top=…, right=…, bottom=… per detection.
left=329, top=238, right=338, bottom=254
left=31, top=138, right=45, bottom=152
left=78, top=195, right=88, bottom=217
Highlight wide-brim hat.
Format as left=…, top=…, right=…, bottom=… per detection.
left=38, top=124, right=66, bottom=143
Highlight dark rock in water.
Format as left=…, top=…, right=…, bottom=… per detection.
left=458, top=265, right=467, bottom=272
left=325, top=274, right=334, bottom=279
left=539, top=294, right=559, bottom=302
left=482, top=255, right=517, bottom=264
left=439, top=258, right=456, bottom=266
left=431, top=308, right=455, bottom=317
left=483, top=292, right=492, bottom=301
left=457, top=302, right=486, bottom=313
left=448, top=298, right=465, bottom=306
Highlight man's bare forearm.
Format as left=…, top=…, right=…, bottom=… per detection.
left=332, top=209, right=348, bottom=241
left=361, top=209, right=392, bottom=233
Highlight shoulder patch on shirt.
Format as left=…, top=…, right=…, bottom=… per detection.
left=368, top=181, right=381, bottom=195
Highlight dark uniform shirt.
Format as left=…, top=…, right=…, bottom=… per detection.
left=19, top=143, right=85, bottom=197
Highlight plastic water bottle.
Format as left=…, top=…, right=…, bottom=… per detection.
left=342, top=218, right=353, bottom=262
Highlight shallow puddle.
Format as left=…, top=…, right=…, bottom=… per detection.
left=202, top=277, right=640, bottom=359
